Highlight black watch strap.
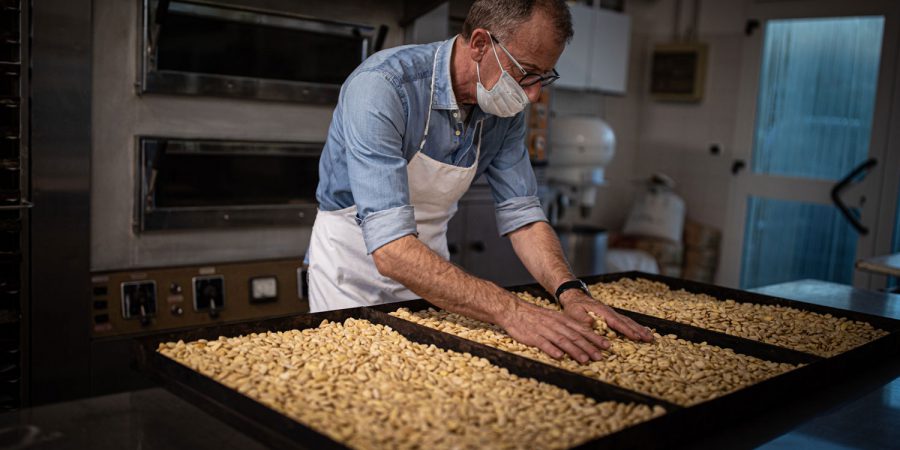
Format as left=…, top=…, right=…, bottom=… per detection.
left=554, top=279, right=590, bottom=304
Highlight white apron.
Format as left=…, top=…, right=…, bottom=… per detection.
left=308, top=42, right=483, bottom=312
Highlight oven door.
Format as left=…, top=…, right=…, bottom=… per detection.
left=138, top=137, right=320, bottom=232
left=140, top=0, right=376, bottom=104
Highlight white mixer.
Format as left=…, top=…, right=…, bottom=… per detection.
left=546, top=116, right=616, bottom=222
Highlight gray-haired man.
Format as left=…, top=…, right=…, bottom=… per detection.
left=308, top=0, right=653, bottom=363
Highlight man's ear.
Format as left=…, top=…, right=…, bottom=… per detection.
left=467, top=29, right=490, bottom=63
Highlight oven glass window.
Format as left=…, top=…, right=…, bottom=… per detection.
left=143, top=139, right=320, bottom=208
left=152, top=153, right=319, bottom=208
left=156, top=9, right=366, bottom=85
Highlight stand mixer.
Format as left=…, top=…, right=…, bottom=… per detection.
left=545, top=116, right=616, bottom=276
left=546, top=116, right=616, bottom=223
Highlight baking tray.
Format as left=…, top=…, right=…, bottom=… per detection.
left=572, top=271, right=900, bottom=332
left=560, top=272, right=900, bottom=368
left=370, top=271, right=900, bottom=447
left=135, top=307, right=680, bottom=450
left=536, top=272, right=900, bottom=440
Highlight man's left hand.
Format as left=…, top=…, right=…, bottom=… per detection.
left=559, top=290, right=655, bottom=342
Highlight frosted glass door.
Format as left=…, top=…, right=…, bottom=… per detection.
left=741, top=197, right=859, bottom=287
left=720, top=0, right=899, bottom=290
left=741, top=17, right=883, bottom=288
left=752, top=18, right=884, bottom=181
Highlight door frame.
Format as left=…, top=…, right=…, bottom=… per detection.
left=719, top=0, right=900, bottom=289
left=874, top=26, right=900, bottom=282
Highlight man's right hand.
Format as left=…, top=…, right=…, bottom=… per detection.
left=497, top=298, right=610, bottom=364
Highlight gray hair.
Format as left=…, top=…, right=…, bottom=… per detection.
left=461, top=0, right=573, bottom=45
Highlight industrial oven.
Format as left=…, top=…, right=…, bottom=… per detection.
left=27, top=0, right=401, bottom=404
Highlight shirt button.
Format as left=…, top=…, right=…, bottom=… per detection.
left=455, top=130, right=461, bottom=136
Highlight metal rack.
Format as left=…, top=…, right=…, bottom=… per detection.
left=0, top=0, right=28, bottom=411
left=136, top=273, right=900, bottom=449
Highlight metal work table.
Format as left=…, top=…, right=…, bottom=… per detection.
left=0, top=387, right=266, bottom=449
left=695, top=279, right=900, bottom=449
left=1, top=279, right=898, bottom=449
left=752, top=280, right=900, bottom=449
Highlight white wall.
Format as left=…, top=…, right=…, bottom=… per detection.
left=551, top=0, right=749, bottom=232
left=406, top=2, right=450, bottom=44
left=630, top=0, right=748, bottom=231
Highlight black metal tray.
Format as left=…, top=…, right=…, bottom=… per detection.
left=135, top=307, right=679, bottom=450
left=572, top=272, right=900, bottom=332
left=370, top=272, right=900, bottom=447
left=136, top=272, right=900, bottom=449
left=504, top=272, right=900, bottom=382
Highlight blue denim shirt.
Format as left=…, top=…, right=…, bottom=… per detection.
left=316, top=36, right=547, bottom=254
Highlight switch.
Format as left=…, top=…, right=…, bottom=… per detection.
left=249, top=276, right=278, bottom=303
left=169, top=282, right=183, bottom=295
left=121, top=281, right=157, bottom=326
left=193, top=275, right=225, bottom=319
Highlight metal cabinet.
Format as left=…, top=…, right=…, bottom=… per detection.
left=555, top=4, right=631, bottom=93
left=447, top=184, right=534, bottom=287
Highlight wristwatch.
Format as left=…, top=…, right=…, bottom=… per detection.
left=554, top=279, right=590, bottom=304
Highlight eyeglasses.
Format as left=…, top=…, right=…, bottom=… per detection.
left=490, top=34, right=561, bottom=88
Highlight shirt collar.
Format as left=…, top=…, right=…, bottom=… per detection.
left=430, top=35, right=459, bottom=111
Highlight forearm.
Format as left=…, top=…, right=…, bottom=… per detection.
left=375, top=233, right=621, bottom=360
left=508, top=221, right=576, bottom=295
left=372, top=235, right=518, bottom=326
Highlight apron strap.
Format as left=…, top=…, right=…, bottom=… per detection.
left=474, top=119, right=484, bottom=162
left=419, top=41, right=443, bottom=151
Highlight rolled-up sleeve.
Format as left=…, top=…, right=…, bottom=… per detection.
left=359, top=205, right=417, bottom=253
left=341, top=71, right=418, bottom=253
left=484, top=114, right=548, bottom=236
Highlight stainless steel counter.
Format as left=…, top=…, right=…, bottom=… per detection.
left=752, top=278, right=900, bottom=320
left=0, top=388, right=266, bottom=449
left=1, top=279, right=897, bottom=449
left=753, top=279, right=900, bottom=450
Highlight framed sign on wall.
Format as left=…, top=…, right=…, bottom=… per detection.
left=650, top=42, right=708, bottom=102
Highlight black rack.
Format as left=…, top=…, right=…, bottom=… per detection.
left=0, top=0, right=26, bottom=411
left=136, top=273, right=900, bottom=449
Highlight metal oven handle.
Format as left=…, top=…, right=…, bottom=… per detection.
left=0, top=200, right=34, bottom=211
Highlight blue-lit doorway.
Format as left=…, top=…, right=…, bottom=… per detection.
left=719, top=0, right=900, bottom=291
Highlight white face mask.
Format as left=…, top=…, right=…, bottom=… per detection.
left=476, top=34, right=530, bottom=117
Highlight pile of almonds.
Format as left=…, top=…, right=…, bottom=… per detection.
left=588, top=278, right=888, bottom=357
left=158, top=318, right=664, bottom=450
left=392, top=292, right=798, bottom=406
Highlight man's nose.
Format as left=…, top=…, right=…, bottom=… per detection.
left=525, top=84, right=542, bottom=103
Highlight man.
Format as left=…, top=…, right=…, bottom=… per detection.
left=308, top=0, right=653, bottom=364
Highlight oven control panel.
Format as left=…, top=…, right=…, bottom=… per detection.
left=90, top=259, right=308, bottom=337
